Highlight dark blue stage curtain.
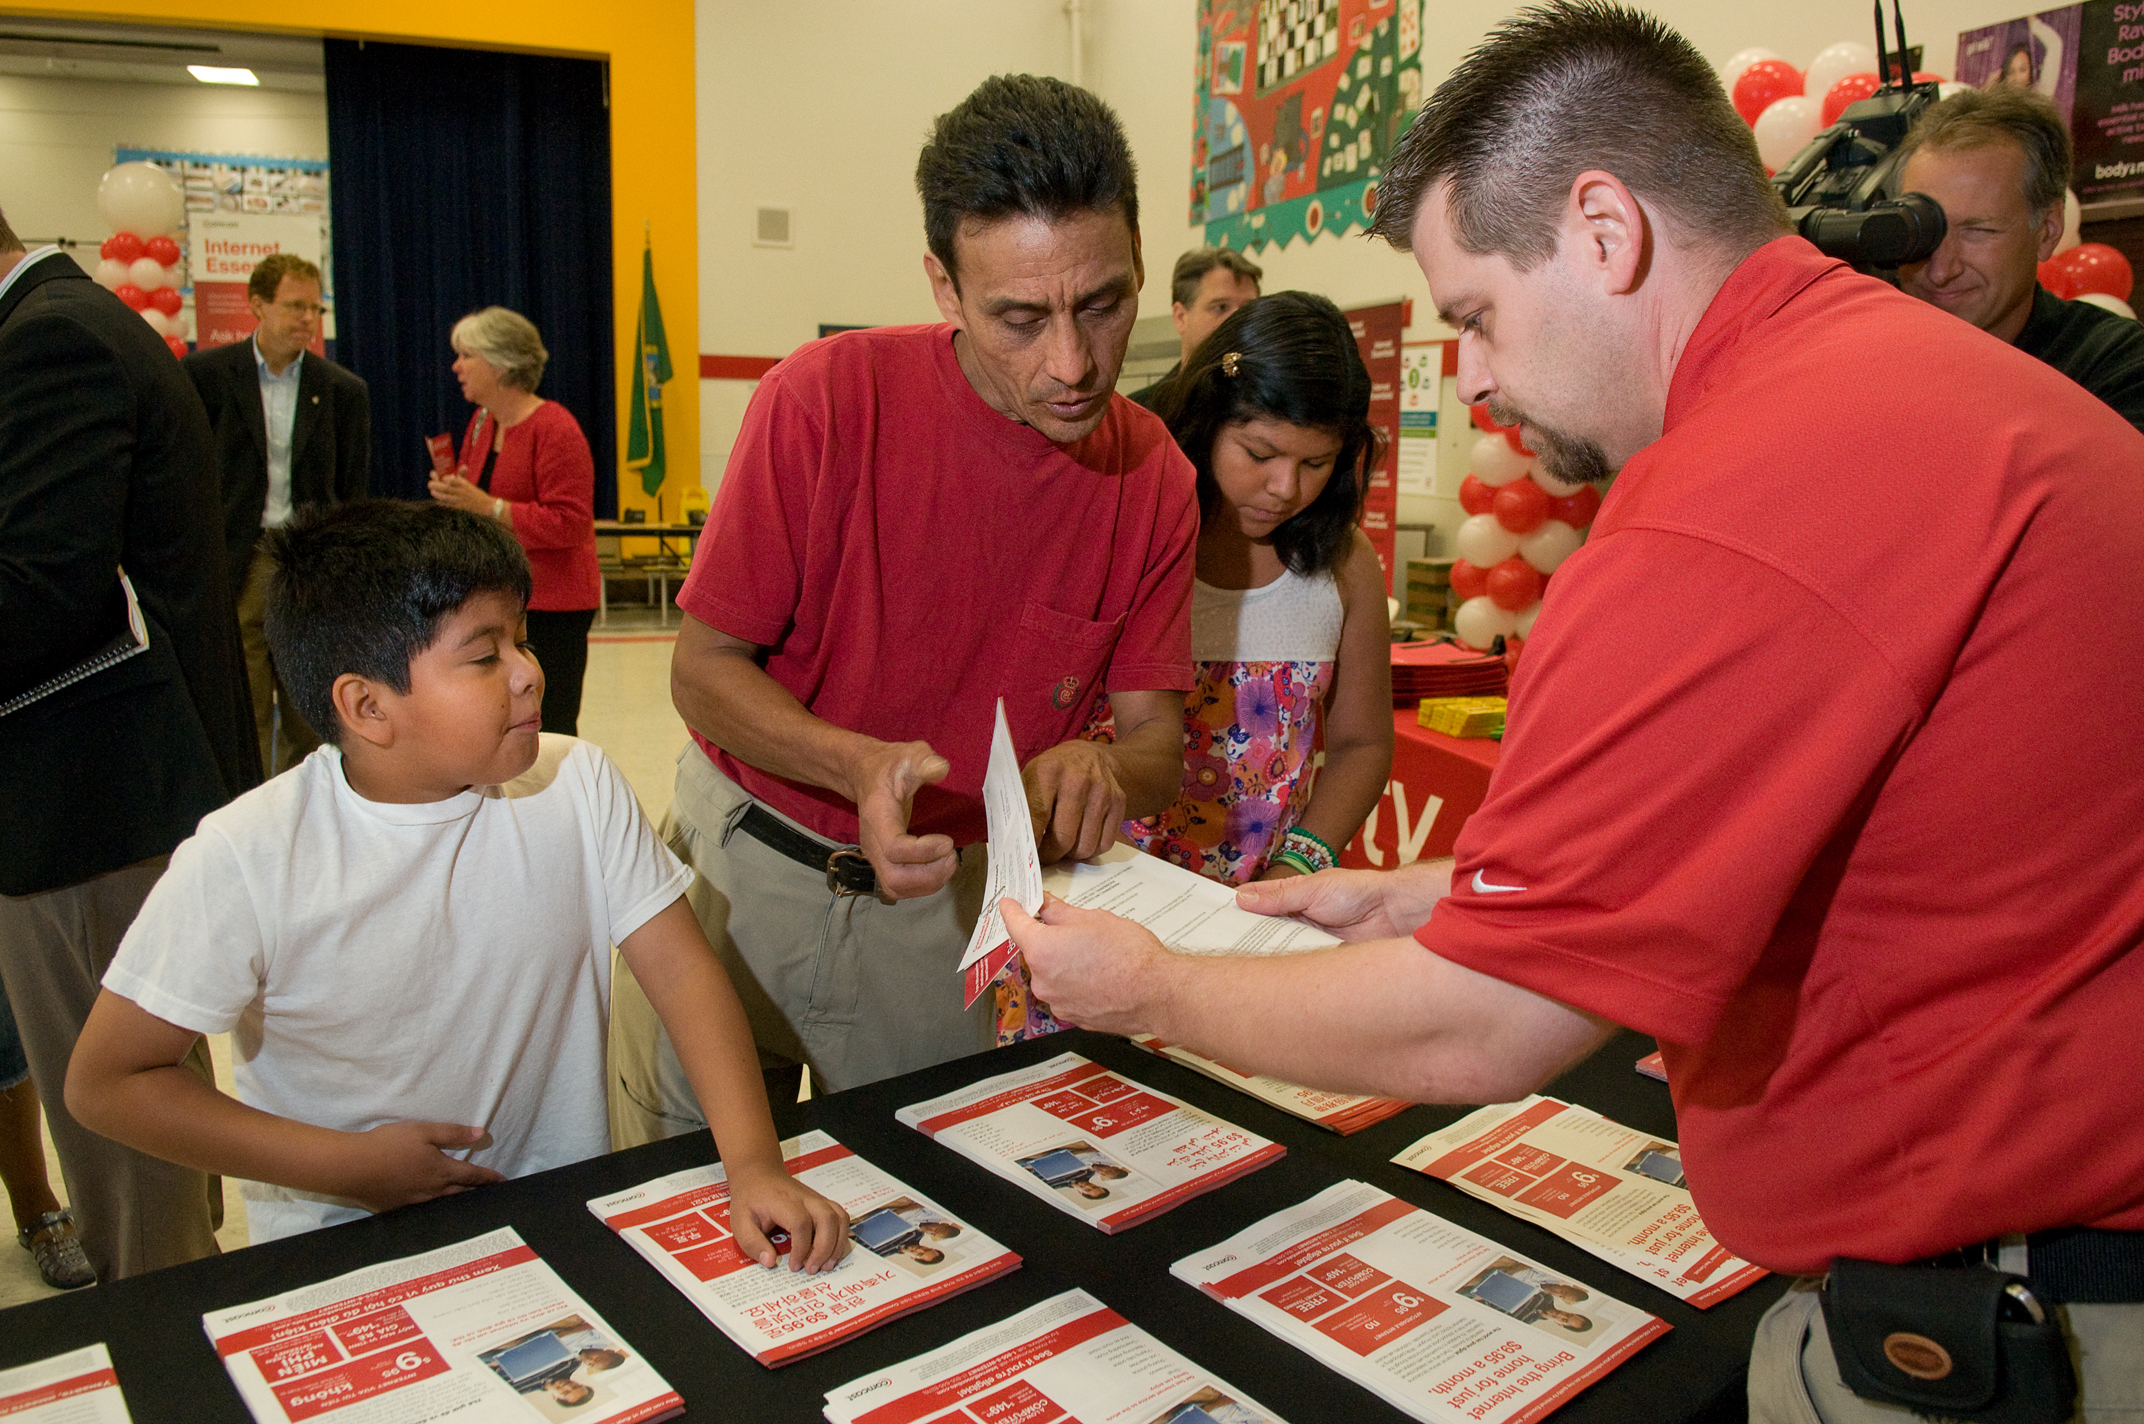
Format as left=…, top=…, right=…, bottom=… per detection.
left=324, top=40, right=616, bottom=514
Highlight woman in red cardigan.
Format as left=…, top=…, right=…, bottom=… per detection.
left=427, top=306, right=600, bottom=734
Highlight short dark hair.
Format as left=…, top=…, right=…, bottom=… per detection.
left=1371, top=0, right=1788, bottom=266
left=248, top=251, right=323, bottom=302
left=263, top=501, right=532, bottom=744
left=915, top=74, right=1139, bottom=287
left=1900, top=87, right=2072, bottom=215
left=1155, top=291, right=1385, bottom=577
left=1170, top=246, right=1264, bottom=308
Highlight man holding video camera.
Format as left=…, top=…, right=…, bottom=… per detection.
left=1009, top=5, right=2144, bottom=1418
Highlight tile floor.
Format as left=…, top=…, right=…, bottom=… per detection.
left=0, top=608, right=688, bottom=1309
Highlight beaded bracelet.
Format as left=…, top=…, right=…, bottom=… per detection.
left=1280, top=827, right=1337, bottom=873
left=1271, top=849, right=1318, bottom=876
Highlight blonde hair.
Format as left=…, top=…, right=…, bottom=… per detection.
left=451, top=305, right=548, bottom=391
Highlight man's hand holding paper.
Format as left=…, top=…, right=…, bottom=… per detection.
left=1234, top=859, right=1455, bottom=941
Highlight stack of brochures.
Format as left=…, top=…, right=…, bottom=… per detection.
left=0, top=1344, right=129, bottom=1422
left=1389, top=640, right=1507, bottom=708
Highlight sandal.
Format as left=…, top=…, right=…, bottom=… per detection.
left=17, top=1209, right=95, bottom=1290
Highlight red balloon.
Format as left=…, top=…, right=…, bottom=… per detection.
left=1458, top=472, right=1497, bottom=516
left=1732, top=59, right=1804, bottom=126
left=1468, top=402, right=1509, bottom=435
left=163, top=335, right=190, bottom=360
left=1821, top=73, right=1882, bottom=126
left=114, top=284, right=149, bottom=311
left=1450, top=559, right=1489, bottom=602
left=1486, top=556, right=1544, bottom=612
left=1912, top=70, right=1945, bottom=84
left=1547, top=484, right=1601, bottom=529
left=2039, top=259, right=2080, bottom=300
left=1502, top=425, right=1535, bottom=457
left=100, top=232, right=144, bottom=264
left=2060, top=242, right=2134, bottom=303
left=149, top=287, right=184, bottom=316
left=143, top=235, right=181, bottom=266
left=1492, top=476, right=1551, bottom=534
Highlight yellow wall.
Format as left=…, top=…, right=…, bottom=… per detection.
left=15, top=0, right=697, bottom=518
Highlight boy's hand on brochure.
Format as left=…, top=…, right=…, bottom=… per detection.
left=1002, top=895, right=1163, bottom=1035
left=726, top=1160, right=852, bottom=1273
left=1233, top=860, right=1454, bottom=940
left=851, top=741, right=959, bottom=899
left=342, top=1121, right=506, bottom=1211
left=1022, top=740, right=1127, bottom=864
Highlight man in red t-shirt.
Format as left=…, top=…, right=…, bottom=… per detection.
left=1010, top=6, right=2144, bottom=1415
left=608, top=75, right=1196, bottom=1119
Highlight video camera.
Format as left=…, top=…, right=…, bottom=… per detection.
left=1768, top=1, right=1948, bottom=270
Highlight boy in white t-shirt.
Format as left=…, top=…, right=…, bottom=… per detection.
left=64, top=501, right=848, bottom=1267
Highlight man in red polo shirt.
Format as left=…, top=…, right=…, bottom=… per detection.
left=608, top=74, right=1196, bottom=1119
left=1010, top=5, right=2144, bottom=1416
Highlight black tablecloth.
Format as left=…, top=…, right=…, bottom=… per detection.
left=0, top=1029, right=1782, bottom=1421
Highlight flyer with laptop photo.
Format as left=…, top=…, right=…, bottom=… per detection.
left=588, top=1130, right=1020, bottom=1366
left=203, top=1227, right=679, bottom=1423
left=0, top=1344, right=131, bottom=1422
left=1392, top=1097, right=1767, bottom=1307
left=1173, top=1180, right=1667, bottom=1424
left=896, top=1051, right=1283, bottom=1234
left=822, top=1288, right=1290, bottom=1424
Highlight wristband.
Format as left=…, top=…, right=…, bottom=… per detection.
left=1272, top=849, right=1318, bottom=876
left=1280, top=827, right=1337, bottom=873
left=491, top=497, right=506, bottom=521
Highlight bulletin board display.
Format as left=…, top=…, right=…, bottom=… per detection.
left=1193, top=0, right=1425, bottom=251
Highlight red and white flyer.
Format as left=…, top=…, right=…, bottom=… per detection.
left=203, top=1227, right=679, bottom=1424
left=1392, top=1097, right=1767, bottom=1308
left=1173, top=1180, right=1668, bottom=1424
left=0, top=1344, right=130, bottom=1421
left=896, top=1051, right=1284, bottom=1234
left=1130, top=1034, right=1414, bottom=1136
left=587, top=1130, right=1020, bottom=1367
left=958, top=699, right=1044, bottom=1007
left=821, top=1288, right=1289, bottom=1424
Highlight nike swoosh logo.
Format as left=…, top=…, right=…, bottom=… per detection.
left=1472, top=870, right=1527, bottom=894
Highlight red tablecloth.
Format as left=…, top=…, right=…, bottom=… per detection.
left=1340, top=710, right=1502, bottom=868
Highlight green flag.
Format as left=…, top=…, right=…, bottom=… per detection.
left=625, top=236, right=673, bottom=496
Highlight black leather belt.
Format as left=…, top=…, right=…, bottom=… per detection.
left=1923, top=1228, right=2144, bottom=1304
left=735, top=803, right=877, bottom=896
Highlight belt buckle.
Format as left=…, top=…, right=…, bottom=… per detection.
left=826, top=849, right=876, bottom=897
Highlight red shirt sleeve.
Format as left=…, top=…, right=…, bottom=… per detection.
left=675, top=367, right=820, bottom=647
left=505, top=405, right=595, bottom=551
left=1422, top=529, right=1921, bottom=1045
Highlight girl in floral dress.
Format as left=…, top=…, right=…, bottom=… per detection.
left=998, top=292, right=1394, bottom=1041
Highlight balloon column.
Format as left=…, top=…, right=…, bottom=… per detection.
left=1719, top=40, right=1948, bottom=172
left=1449, top=404, right=1600, bottom=652
left=89, top=162, right=189, bottom=360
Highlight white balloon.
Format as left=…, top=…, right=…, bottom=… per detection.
left=1754, top=95, right=1822, bottom=170
left=1719, top=47, right=1780, bottom=91
left=1529, top=466, right=1589, bottom=496
left=2076, top=291, right=2137, bottom=319
left=1938, top=80, right=1971, bottom=100
left=1454, top=596, right=1520, bottom=652
left=1518, top=519, right=1584, bottom=575
left=1469, top=432, right=1531, bottom=487
left=1455, top=512, right=1522, bottom=567
left=1804, top=41, right=1878, bottom=105
left=95, top=162, right=184, bottom=237
left=128, top=256, right=167, bottom=292
left=2055, top=190, right=2082, bottom=255
left=93, top=258, right=130, bottom=289
left=1514, top=602, right=1542, bottom=640
left=140, top=308, right=176, bottom=336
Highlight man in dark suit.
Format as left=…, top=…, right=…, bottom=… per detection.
left=184, top=252, right=369, bottom=775
left=0, top=211, right=259, bottom=1279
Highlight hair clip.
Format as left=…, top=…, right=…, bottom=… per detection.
left=1221, top=351, right=1242, bottom=377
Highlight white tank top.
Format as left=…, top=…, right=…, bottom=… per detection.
left=1189, top=565, right=1344, bottom=662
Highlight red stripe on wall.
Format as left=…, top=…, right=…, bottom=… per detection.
left=699, top=354, right=780, bottom=380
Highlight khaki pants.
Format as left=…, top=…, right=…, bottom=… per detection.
left=608, top=748, right=991, bottom=1147
left=0, top=860, right=222, bottom=1281
left=236, top=545, right=319, bottom=776
left=1750, top=1277, right=2144, bottom=1424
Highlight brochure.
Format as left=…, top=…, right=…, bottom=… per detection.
left=1129, top=1034, right=1413, bottom=1136
left=204, top=1227, right=680, bottom=1424
left=959, top=698, right=1044, bottom=1006
left=587, top=1130, right=1021, bottom=1366
left=1633, top=1051, right=1666, bottom=1082
left=0, top=1344, right=130, bottom=1421
left=897, top=1051, right=1284, bottom=1234
left=1044, top=844, right=1341, bottom=956
left=822, top=1288, right=1289, bottom=1424
left=1173, top=1180, right=1667, bottom=1424
left=1392, top=1097, right=1766, bottom=1308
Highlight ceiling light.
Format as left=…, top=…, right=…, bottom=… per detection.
left=187, top=64, right=257, bottom=85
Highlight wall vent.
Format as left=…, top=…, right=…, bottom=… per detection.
left=754, top=206, right=793, bottom=248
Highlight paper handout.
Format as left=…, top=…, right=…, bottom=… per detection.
left=0, top=1344, right=131, bottom=1422
left=958, top=697, right=1043, bottom=1007
left=1047, top=843, right=1342, bottom=955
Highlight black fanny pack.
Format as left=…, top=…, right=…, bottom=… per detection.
left=1821, top=1258, right=2074, bottom=1424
